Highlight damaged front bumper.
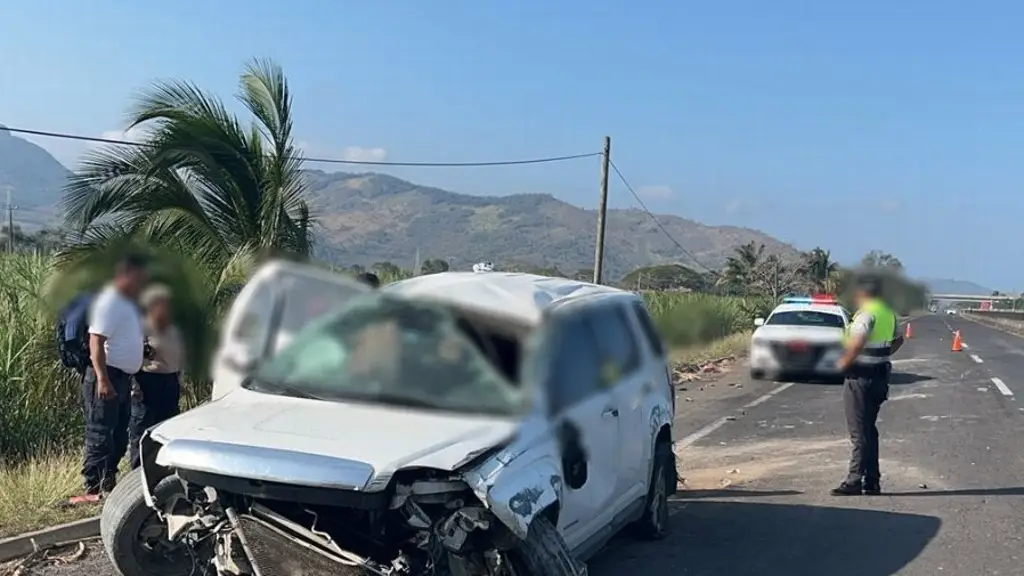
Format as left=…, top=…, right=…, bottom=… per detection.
left=136, top=432, right=576, bottom=576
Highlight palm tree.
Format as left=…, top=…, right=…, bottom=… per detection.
left=803, top=247, right=838, bottom=292
left=717, top=241, right=765, bottom=295
left=61, top=58, right=313, bottom=271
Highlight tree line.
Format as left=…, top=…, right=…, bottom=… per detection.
left=347, top=245, right=927, bottom=314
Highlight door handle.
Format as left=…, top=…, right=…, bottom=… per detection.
left=602, top=407, right=619, bottom=418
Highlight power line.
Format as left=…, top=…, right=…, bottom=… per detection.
left=3, top=126, right=601, bottom=168
left=609, top=159, right=719, bottom=275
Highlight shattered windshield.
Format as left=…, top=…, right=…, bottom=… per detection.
left=248, top=292, right=527, bottom=416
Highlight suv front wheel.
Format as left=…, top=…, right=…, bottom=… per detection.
left=503, top=515, right=588, bottom=575
left=630, top=439, right=673, bottom=540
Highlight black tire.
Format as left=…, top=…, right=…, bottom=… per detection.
left=504, top=515, right=586, bottom=576
left=100, top=468, right=194, bottom=576
left=750, top=369, right=765, bottom=381
left=630, top=440, right=672, bottom=541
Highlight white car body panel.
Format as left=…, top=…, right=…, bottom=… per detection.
left=384, top=271, right=622, bottom=326
left=150, top=387, right=520, bottom=487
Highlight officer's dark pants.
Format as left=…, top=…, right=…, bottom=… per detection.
left=129, top=371, right=182, bottom=470
left=81, top=366, right=133, bottom=494
left=843, top=362, right=891, bottom=485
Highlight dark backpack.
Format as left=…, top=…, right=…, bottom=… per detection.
left=55, top=292, right=94, bottom=372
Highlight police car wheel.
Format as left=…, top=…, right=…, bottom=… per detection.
left=750, top=369, right=766, bottom=381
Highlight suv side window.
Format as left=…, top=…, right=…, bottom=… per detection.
left=588, top=304, right=642, bottom=380
left=630, top=300, right=665, bottom=358
left=543, top=314, right=603, bottom=414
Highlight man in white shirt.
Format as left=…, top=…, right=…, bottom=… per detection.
left=71, top=254, right=147, bottom=504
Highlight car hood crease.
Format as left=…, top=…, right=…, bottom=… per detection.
left=149, top=388, right=519, bottom=481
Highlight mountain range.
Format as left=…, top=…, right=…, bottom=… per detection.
left=0, top=127, right=994, bottom=286
left=0, top=128, right=800, bottom=279
left=920, top=278, right=995, bottom=296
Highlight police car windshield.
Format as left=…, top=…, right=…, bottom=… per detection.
left=767, top=310, right=845, bottom=328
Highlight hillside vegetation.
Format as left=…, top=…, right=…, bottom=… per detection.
left=304, top=170, right=801, bottom=278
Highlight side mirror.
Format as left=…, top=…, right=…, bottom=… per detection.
left=754, top=318, right=765, bottom=327
left=555, top=419, right=588, bottom=490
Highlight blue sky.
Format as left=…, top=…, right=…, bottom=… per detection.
left=3, top=0, right=1023, bottom=289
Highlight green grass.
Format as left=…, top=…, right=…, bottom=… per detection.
left=671, top=331, right=752, bottom=365
left=642, top=291, right=771, bottom=349
left=0, top=254, right=84, bottom=465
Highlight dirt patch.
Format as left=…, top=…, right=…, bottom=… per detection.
left=675, top=438, right=849, bottom=490
left=674, top=436, right=942, bottom=492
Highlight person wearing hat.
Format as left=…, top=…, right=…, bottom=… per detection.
left=831, top=277, right=904, bottom=496
left=128, top=284, right=185, bottom=470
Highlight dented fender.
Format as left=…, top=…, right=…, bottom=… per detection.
left=138, top=430, right=170, bottom=510
left=463, top=453, right=563, bottom=540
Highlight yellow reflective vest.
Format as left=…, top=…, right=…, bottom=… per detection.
left=844, top=299, right=897, bottom=366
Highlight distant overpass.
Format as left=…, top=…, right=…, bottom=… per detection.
left=930, top=293, right=1018, bottom=302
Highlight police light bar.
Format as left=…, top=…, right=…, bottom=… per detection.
left=782, top=296, right=813, bottom=304
left=783, top=294, right=838, bottom=304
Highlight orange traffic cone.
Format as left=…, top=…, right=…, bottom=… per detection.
left=905, top=323, right=913, bottom=339
left=951, top=330, right=963, bottom=352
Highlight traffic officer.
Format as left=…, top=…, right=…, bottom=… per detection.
left=832, top=277, right=904, bottom=496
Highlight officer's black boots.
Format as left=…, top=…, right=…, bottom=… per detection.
left=830, top=481, right=863, bottom=496
left=830, top=480, right=882, bottom=496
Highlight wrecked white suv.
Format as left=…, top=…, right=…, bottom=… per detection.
left=100, top=264, right=677, bottom=576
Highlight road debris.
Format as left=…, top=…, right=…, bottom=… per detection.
left=1, top=540, right=94, bottom=576
left=673, top=356, right=737, bottom=385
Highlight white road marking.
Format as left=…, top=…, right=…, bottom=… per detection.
left=962, top=343, right=970, bottom=349
left=743, top=382, right=795, bottom=409
left=970, top=354, right=984, bottom=364
left=676, top=417, right=731, bottom=449
left=677, top=382, right=798, bottom=449
left=991, top=377, right=1014, bottom=397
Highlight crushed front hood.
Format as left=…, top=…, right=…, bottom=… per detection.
left=149, top=388, right=518, bottom=488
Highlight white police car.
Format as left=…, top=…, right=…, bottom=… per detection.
left=749, top=295, right=851, bottom=382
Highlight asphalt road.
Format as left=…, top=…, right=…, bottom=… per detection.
left=22, top=313, right=1024, bottom=575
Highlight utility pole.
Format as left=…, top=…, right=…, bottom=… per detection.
left=592, top=136, right=611, bottom=284
left=4, top=187, right=15, bottom=254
